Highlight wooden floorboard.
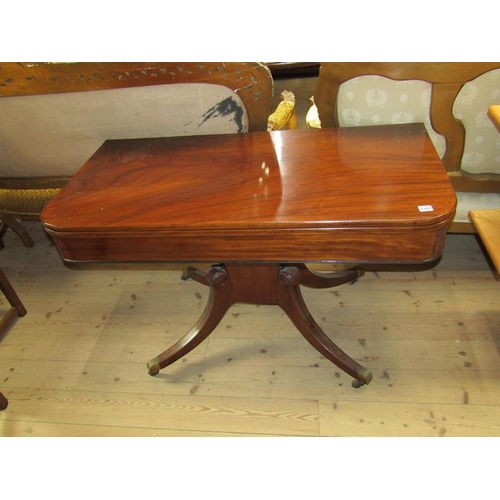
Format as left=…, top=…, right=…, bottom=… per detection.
left=1, top=221, right=500, bottom=437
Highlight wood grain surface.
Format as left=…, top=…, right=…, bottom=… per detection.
left=42, top=125, right=457, bottom=264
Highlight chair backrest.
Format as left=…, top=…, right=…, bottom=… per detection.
left=0, top=62, right=273, bottom=179
left=314, top=62, right=500, bottom=195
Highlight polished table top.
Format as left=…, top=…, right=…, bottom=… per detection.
left=42, top=124, right=457, bottom=264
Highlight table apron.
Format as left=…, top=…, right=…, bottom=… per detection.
left=46, top=223, right=450, bottom=264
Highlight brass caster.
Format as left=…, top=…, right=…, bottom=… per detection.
left=351, top=379, right=365, bottom=389
left=147, top=358, right=160, bottom=376
left=0, top=396, right=8, bottom=410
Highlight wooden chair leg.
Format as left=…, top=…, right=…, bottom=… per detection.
left=0, top=267, right=27, bottom=322
left=0, top=268, right=27, bottom=411
left=0, top=222, right=8, bottom=250
left=0, top=391, right=8, bottom=410
left=0, top=214, right=35, bottom=248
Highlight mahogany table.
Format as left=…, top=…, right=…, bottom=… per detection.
left=41, top=124, right=457, bottom=388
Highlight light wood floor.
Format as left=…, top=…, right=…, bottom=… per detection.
left=1, top=221, right=499, bottom=437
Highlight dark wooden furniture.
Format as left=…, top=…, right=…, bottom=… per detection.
left=266, top=62, right=320, bottom=79
left=41, top=125, right=457, bottom=388
left=0, top=267, right=27, bottom=410
left=0, top=391, right=7, bottom=410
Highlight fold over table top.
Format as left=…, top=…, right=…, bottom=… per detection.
left=42, top=124, right=457, bottom=264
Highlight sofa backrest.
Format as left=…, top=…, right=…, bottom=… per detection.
left=452, top=69, right=500, bottom=176
left=0, top=62, right=273, bottom=180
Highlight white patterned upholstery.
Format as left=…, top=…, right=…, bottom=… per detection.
left=337, top=75, right=446, bottom=159
left=452, top=68, right=500, bottom=175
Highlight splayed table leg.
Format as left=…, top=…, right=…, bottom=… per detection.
left=147, top=263, right=372, bottom=388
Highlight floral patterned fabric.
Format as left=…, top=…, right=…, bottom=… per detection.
left=452, top=68, right=500, bottom=175
left=338, top=76, right=446, bottom=158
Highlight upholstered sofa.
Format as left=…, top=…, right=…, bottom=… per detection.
left=0, top=62, right=299, bottom=246
left=307, top=62, right=500, bottom=232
